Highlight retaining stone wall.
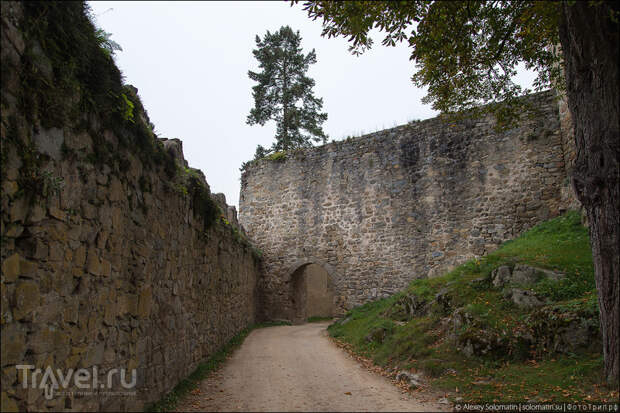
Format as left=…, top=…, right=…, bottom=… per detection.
left=0, top=3, right=260, bottom=410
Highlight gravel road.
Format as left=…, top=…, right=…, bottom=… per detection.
left=176, top=322, right=447, bottom=412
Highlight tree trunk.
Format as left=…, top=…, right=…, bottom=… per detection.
left=282, top=62, right=290, bottom=151
left=559, top=1, right=619, bottom=386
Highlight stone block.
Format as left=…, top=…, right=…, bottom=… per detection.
left=48, top=206, right=66, bottom=221
left=108, top=177, right=124, bottom=202
left=4, top=224, right=23, bottom=238
left=0, top=392, right=18, bottom=413
left=29, top=326, right=69, bottom=355
left=81, top=342, right=104, bottom=368
left=103, top=300, right=117, bottom=326
left=1, top=365, right=17, bottom=389
left=63, top=298, right=79, bottom=325
left=48, top=242, right=64, bottom=262
left=101, top=259, right=112, bottom=277
left=1, top=253, right=20, bottom=282
left=13, top=280, right=40, bottom=321
left=138, top=287, right=152, bottom=318
left=87, top=248, right=102, bottom=276
left=9, top=196, right=28, bottom=223
left=73, top=245, right=86, bottom=267
left=0, top=324, right=25, bottom=366
left=0, top=283, right=12, bottom=324
left=27, top=204, right=46, bottom=223
left=33, top=239, right=48, bottom=260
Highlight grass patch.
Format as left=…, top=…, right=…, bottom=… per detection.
left=327, top=212, right=618, bottom=403
left=145, top=321, right=291, bottom=412
left=266, top=151, right=286, bottom=162
left=433, top=351, right=610, bottom=403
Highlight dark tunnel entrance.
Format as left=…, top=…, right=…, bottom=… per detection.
left=291, top=263, right=335, bottom=323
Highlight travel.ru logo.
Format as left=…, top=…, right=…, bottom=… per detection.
left=16, top=365, right=137, bottom=400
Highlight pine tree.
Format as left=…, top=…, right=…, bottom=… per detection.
left=247, top=26, right=328, bottom=157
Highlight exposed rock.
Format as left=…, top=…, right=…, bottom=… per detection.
left=365, top=327, right=388, bottom=344
left=385, top=293, right=428, bottom=321
left=511, top=264, right=541, bottom=285
left=537, top=267, right=566, bottom=282
left=505, top=288, right=545, bottom=309
left=432, top=287, right=452, bottom=315
left=446, top=307, right=475, bottom=340
left=396, top=371, right=423, bottom=389
left=336, top=316, right=352, bottom=326
left=469, top=277, right=489, bottom=287
left=492, top=264, right=565, bottom=288
left=491, top=265, right=512, bottom=288
left=528, top=306, right=601, bottom=354
left=457, top=327, right=507, bottom=358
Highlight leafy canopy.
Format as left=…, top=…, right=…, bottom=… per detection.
left=247, top=25, right=328, bottom=158
left=296, top=1, right=564, bottom=122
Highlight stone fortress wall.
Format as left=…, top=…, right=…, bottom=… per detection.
left=1, top=3, right=261, bottom=411
left=240, top=90, right=577, bottom=321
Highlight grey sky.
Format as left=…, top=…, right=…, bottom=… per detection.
left=88, top=1, right=535, bottom=208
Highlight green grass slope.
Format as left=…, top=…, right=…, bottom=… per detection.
left=328, top=212, right=618, bottom=403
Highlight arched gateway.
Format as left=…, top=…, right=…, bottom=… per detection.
left=290, top=262, right=335, bottom=323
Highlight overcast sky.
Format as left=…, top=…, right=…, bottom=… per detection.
left=88, top=1, right=535, bottom=208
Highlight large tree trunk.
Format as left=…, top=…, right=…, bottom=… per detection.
left=559, top=1, right=619, bottom=386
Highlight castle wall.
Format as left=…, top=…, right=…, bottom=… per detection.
left=240, top=91, right=570, bottom=320
left=1, top=3, right=260, bottom=411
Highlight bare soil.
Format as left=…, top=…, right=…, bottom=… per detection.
left=176, top=322, right=447, bottom=412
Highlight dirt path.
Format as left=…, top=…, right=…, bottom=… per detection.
left=176, top=322, right=447, bottom=412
